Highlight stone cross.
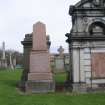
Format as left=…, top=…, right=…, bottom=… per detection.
left=58, top=46, right=64, bottom=56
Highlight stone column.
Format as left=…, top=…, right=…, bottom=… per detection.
left=20, top=34, right=32, bottom=90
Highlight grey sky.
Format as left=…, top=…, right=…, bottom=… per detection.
left=0, top=0, right=78, bottom=53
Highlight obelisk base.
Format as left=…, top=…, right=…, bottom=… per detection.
left=25, top=73, right=55, bottom=93
left=24, top=51, right=55, bottom=93
left=25, top=80, right=55, bottom=93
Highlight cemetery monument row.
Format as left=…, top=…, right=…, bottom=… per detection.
left=21, top=21, right=54, bottom=93
left=66, top=0, right=105, bottom=92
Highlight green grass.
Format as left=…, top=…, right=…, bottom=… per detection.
left=0, top=70, right=105, bottom=105
left=54, top=72, right=67, bottom=84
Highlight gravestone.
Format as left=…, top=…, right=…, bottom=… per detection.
left=54, top=46, right=65, bottom=72
left=50, top=53, right=70, bottom=73
left=21, top=22, right=54, bottom=93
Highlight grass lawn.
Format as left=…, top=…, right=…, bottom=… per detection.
left=54, top=72, right=67, bottom=84
left=0, top=70, right=105, bottom=105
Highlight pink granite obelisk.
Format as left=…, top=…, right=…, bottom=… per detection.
left=27, top=22, right=54, bottom=93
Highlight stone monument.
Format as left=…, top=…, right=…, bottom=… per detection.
left=21, top=22, right=54, bottom=93
left=66, top=0, right=105, bottom=92
left=13, top=58, right=16, bottom=69
left=9, top=52, right=14, bottom=70
left=54, top=46, right=65, bottom=72
left=0, top=42, right=7, bottom=69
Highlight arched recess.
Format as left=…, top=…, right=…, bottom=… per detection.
left=86, top=19, right=105, bottom=35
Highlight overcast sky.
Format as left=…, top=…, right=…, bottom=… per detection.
left=0, top=0, right=79, bottom=53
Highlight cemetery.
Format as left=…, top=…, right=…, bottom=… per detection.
left=0, top=0, right=105, bottom=105
left=0, top=42, right=23, bottom=70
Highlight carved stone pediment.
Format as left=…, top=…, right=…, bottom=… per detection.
left=75, top=0, right=104, bottom=8
left=67, top=0, right=105, bottom=43
left=93, top=0, right=100, bottom=6
left=69, top=0, right=105, bottom=15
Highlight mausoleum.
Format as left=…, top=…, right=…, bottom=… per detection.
left=66, top=0, right=105, bottom=92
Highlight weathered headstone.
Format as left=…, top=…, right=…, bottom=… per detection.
left=21, top=22, right=54, bottom=93
left=50, top=52, right=70, bottom=73
left=54, top=46, right=65, bottom=72
left=55, top=58, right=64, bottom=72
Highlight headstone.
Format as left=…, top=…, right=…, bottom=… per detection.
left=21, top=22, right=54, bottom=93
left=55, top=57, right=64, bottom=72
left=50, top=53, right=70, bottom=73
left=53, top=46, right=65, bottom=72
